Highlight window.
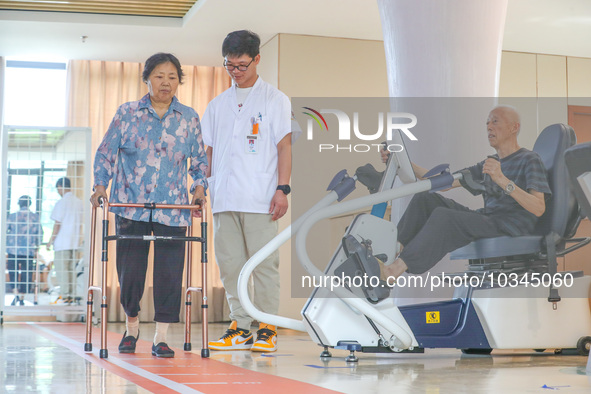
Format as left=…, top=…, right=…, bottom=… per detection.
left=3, top=60, right=67, bottom=127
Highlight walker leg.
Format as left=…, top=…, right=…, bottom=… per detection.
left=200, top=217, right=209, bottom=358
left=184, top=226, right=193, bottom=352
left=184, top=294, right=192, bottom=351
left=99, top=297, right=108, bottom=358
left=84, top=291, right=94, bottom=352
left=200, top=291, right=209, bottom=358
left=85, top=205, right=98, bottom=353
left=84, top=320, right=93, bottom=352
left=99, top=215, right=109, bottom=359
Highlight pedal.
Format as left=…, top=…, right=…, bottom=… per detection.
left=334, top=235, right=391, bottom=303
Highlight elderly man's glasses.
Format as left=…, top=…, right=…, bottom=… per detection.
left=223, top=58, right=254, bottom=72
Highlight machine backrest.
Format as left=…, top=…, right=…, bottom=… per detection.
left=565, top=141, right=591, bottom=221
left=532, top=124, right=577, bottom=237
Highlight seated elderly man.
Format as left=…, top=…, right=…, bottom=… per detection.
left=380, top=105, right=551, bottom=280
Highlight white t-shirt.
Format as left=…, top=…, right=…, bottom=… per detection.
left=50, top=191, right=83, bottom=251
left=236, top=86, right=252, bottom=110
left=201, top=77, right=291, bottom=214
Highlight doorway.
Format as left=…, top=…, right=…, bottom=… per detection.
left=1, top=126, right=91, bottom=322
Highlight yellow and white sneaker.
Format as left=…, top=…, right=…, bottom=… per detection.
left=251, top=323, right=277, bottom=352
left=208, top=321, right=253, bottom=351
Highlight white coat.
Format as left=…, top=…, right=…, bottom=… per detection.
left=201, top=77, right=291, bottom=214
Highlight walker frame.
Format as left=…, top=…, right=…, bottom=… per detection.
left=84, top=201, right=209, bottom=358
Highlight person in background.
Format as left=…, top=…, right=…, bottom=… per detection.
left=47, top=177, right=83, bottom=304
left=6, top=195, right=43, bottom=305
left=90, top=52, right=208, bottom=358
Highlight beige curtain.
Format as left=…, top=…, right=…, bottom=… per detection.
left=66, top=59, right=231, bottom=322
left=66, top=160, right=85, bottom=200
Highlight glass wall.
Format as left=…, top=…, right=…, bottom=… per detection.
left=1, top=126, right=90, bottom=321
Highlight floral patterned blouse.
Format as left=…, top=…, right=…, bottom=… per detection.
left=94, top=94, right=208, bottom=227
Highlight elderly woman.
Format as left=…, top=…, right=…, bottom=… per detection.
left=90, top=53, right=208, bottom=358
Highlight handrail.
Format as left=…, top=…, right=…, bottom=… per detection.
left=237, top=193, right=339, bottom=332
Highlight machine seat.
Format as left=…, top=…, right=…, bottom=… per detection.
left=450, top=235, right=543, bottom=260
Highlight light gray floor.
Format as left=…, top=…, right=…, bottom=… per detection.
left=1, top=321, right=591, bottom=393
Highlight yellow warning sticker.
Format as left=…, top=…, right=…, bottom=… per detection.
left=426, top=311, right=440, bottom=324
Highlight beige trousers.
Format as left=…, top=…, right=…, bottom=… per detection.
left=54, top=249, right=76, bottom=298
left=213, top=212, right=279, bottom=330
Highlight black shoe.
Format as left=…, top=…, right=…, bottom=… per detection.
left=152, top=342, right=175, bottom=358
left=118, top=331, right=139, bottom=353
left=19, top=297, right=25, bottom=306
left=10, top=296, right=18, bottom=306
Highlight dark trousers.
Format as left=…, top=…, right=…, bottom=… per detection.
left=115, top=215, right=186, bottom=323
left=7, top=254, right=35, bottom=293
left=397, top=192, right=506, bottom=274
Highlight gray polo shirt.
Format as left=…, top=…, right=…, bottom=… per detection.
left=467, top=148, right=551, bottom=236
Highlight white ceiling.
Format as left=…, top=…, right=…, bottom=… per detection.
left=1, top=0, right=591, bottom=66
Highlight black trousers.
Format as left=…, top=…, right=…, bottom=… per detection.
left=6, top=254, right=35, bottom=293
left=397, top=192, right=506, bottom=274
left=115, top=215, right=186, bottom=323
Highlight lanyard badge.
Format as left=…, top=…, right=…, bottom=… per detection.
left=246, top=114, right=262, bottom=154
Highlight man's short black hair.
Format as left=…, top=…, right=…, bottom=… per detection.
left=56, top=177, right=71, bottom=189
left=142, top=52, right=184, bottom=84
left=222, top=30, right=260, bottom=59
left=18, top=195, right=32, bottom=209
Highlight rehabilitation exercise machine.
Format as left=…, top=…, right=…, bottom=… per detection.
left=237, top=124, right=591, bottom=362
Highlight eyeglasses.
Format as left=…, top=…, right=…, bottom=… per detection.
left=223, top=58, right=254, bottom=72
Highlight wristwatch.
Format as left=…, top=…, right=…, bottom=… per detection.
left=504, top=181, right=516, bottom=195
left=277, top=184, right=291, bottom=195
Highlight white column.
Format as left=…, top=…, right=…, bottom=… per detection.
left=377, top=0, right=509, bottom=302
left=377, top=0, right=508, bottom=97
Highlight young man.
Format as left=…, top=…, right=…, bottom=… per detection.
left=202, top=30, right=292, bottom=352
left=47, top=177, right=83, bottom=303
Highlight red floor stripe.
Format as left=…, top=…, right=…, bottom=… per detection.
left=25, top=322, right=182, bottom=393
left=25, top=322, right=340, bottom=394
